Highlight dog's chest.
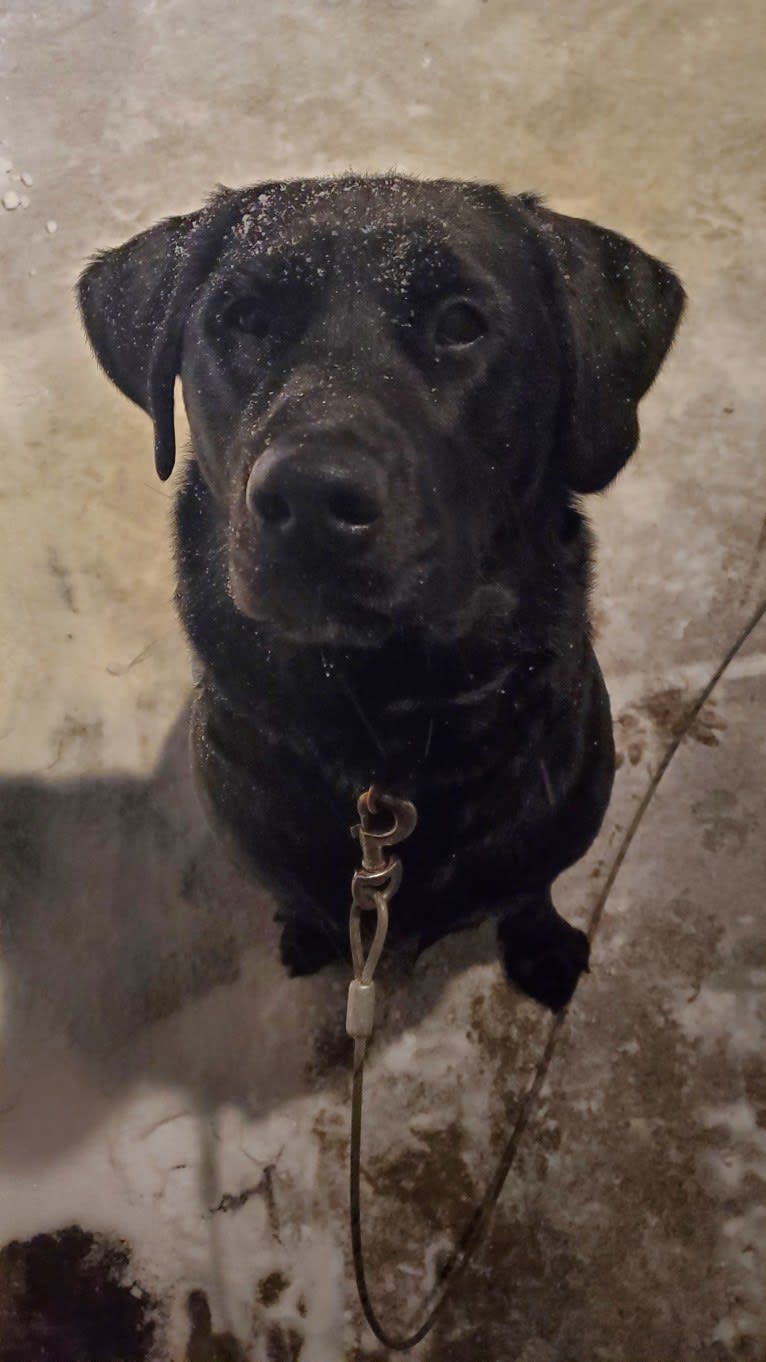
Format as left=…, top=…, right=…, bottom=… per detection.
left=190, top=662, right=563, bottom=918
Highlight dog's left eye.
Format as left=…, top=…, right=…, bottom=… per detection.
left=433, top=299, right=488, bottom=350
left=223, top=297, right=271, bottom=338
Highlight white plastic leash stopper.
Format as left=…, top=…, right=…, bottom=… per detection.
left=346, top=980, right=376, bottom=1039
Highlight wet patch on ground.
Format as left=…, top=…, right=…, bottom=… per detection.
left=0, top=1226, right=159, bottom=1362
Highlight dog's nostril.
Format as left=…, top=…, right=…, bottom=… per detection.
left=253, top=489, right=292, bottom=527
left=327, top=488, right=382, bottom=529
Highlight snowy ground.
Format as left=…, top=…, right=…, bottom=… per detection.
left=0, top=2, right=764, bottom=1358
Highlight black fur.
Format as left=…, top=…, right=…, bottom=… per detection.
left=79, top=175, right=684, bottom=1011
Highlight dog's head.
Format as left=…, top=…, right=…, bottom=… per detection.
left=79, top=176, right=683, bottom=646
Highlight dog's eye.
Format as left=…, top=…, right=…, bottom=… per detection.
left=223, top=297, right=271, bottom=339
left=433, top=300, right=487, bottom=350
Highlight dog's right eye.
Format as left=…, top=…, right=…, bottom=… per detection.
left=222, top=297, right=271, bottom=339
left=433, top=299, right=488, bottom=351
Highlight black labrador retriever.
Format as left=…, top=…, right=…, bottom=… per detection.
left=78, top=176, right=684, bottom=1011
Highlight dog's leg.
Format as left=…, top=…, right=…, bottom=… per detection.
left=497, top=889, right=590, bottom=1012
left=278, top=914, right=345, bottom=977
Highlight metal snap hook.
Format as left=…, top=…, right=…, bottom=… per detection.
left=346, top=788, right=417, bottom=1039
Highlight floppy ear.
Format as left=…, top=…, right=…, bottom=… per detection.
left=519, top=197, right=685, bottom=494
left=78, top=212, right=205, bottom=480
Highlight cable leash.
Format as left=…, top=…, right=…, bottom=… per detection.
left=344, top=596, right=766, bottom=1353
left=346, top=782, right=537, bottom=1352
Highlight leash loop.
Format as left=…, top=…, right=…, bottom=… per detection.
left=349, top=891, right=389, bottom=988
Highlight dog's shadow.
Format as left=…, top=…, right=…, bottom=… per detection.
left=0, top=701, right=499, bottom=1168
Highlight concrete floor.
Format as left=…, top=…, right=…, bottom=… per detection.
left=0, top=1, right=764, bottom=1358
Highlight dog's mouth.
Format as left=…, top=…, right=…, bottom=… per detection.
left=234, top=579, right=396, bottom=647
left=228, top=547, right=410, bottom=646
left=228, top=539, right=516, bottom=648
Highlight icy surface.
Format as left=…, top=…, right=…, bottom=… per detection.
left=0, top=1, right=764, bottom=1358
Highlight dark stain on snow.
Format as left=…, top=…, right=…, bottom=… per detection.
left=0, top=1225, right=159, bottom=1362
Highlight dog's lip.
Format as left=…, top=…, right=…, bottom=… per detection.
left=228, top=559, right=398, bottom=637
left=228, top=532, right=444, bottom=610
left=230, top=552, right=390, bottom=610
left=234, top=590, right=392, bottom=628
left=226, top=528, right=500, bottom=643
left=234, top=597, right=397, bottom=648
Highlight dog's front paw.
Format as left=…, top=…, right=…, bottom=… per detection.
left=498, top=901, right=590, bottom=1012
left=278, top=917, right=343, bottom=977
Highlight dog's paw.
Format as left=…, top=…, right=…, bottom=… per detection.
left=498, top=905, right=590, bottom=1012
left=278, top=917, right=343, bottom=977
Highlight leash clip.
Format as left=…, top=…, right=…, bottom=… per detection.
left=346, top=786, right=417, bottom=1039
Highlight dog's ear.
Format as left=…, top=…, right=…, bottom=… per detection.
left=519, top=196, right=685, bottom=494
left=78, top=192, right=238, bottom=481
left=78, top=212, right=198, bottom=480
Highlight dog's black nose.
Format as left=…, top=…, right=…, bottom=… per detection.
left=246, top=448, right=384, bottom=543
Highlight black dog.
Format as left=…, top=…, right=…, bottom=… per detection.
left=78, top=176, right=684, bottom=1011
